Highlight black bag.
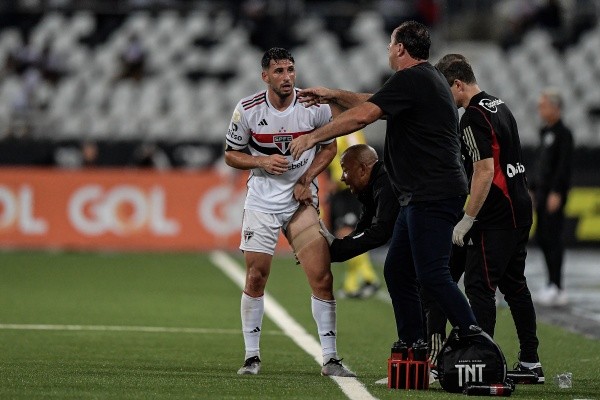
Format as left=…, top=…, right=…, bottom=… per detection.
left=436, top=326, right=507, bottom=393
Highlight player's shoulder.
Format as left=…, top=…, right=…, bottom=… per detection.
left=468, top=92, right=505, bottom=116
left=238, top=90, right=268, bottom=112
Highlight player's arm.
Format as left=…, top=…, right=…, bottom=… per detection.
left=329, top=181, right=399, bottom=262
left=294, top=140, right=337, bottom=203
left=290, top=102, right=383, bottom=160
left=224, top=147, right=288, bottom=175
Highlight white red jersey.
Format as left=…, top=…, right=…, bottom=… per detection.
left=226, top=89, right=333, bottom=213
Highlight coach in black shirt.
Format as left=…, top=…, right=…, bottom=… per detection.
left=290, top=21, right=478, bottom=346
left=436, top=54, right=544, bottom=381
left=319, top=144, right=399, bottom=262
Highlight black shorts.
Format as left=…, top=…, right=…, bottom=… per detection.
left=329, top=188, right=362, bottom=232
left=464, top=227, right=531, bottom=296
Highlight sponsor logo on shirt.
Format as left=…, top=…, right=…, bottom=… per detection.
left=288, top=158, right=308, bottom=170
left=227, top=123, right=242, bottom=141
left=478, top=98, right=504, bottom=113
left=506, top=162, right=526, bottom=178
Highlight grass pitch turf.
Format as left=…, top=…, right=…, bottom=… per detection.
left=0, top=251, right=598, bottom=399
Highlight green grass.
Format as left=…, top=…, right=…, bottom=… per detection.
left=0, top=251, right=598, bottom=399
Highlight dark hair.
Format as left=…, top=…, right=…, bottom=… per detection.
left=393, top=21, right=430, bottom=60
left=435, top=55, right=477, bottom=86
left=261, top=47, right=294, bottom=70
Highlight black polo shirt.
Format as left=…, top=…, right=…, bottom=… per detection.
left=368, top=62, right=468, bottom=205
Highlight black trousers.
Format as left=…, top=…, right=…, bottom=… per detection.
left=536, top=201, right=566, bottom=288
left=464, top=226, right=540, bottom=363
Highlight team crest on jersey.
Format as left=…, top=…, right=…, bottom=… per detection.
left=478, top=98, right=504, bottom=113
left=243, top=229, right=254, bottom=243
left=274, top=135, right=293, bottom=153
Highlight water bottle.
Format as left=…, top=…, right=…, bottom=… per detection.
left=412, top=339, right=428, bottom=361
left=389, top=340, right=408, bottom=388
left=464, top=382, right=513, bottom=396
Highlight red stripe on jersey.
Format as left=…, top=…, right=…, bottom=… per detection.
left=242, top=92, right=265, bottom=106
left=252, top=130, right=314, bottom=143
left=471, top=106, right=517, bottom=227
left=243, top=99, right=265, bottom=110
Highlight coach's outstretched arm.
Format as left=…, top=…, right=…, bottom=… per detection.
left=298, top=87, right=372, bottom=110
left=290, top=102, right=383, bottom=160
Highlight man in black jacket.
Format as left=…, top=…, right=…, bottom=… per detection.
left=319, top=144, right=399, bottom=266
left=531, top=88, right=574, bottom=307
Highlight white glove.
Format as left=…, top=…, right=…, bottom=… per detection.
left=452, top=214, right=475, bottom=246
left=319, top=220, right=335, bottom=246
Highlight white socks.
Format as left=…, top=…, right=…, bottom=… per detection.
left=311, top=295, right=338, bottom=363
left=242, top=293, right=338, bottom=364
left=241, top=292, right=264, bottom=360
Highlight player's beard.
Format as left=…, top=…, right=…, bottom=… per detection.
left=273, top=82, right=293, bottom=100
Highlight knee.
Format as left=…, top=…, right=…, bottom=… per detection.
left=245, top=266, right=269, bottom=294
left=311, top=270, right=334, bottom=299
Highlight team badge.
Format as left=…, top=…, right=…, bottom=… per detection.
left=243, top=229, right=254, bottom=243
left=232, top=108, right=241, bottom=123
left=274, top=135, right=293, bottom=154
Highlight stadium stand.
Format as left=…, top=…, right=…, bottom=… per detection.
left=0, top=0, right=599, bottom=166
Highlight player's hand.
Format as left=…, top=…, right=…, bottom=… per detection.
left=293, top=182, right=312, bottom=205
left=452, top=214, right=475, bottom=246
left=319, top=220, right=335, bottom=246
left=290, top=135, right=316, bottom=160
left=298, top=87, right=335, bottom=107
left=259, top=154, right=288, bottom=175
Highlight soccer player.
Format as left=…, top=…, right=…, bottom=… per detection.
left=290, top=21, right=478, bottom=350
left=436, top=54, right=544, bottom=382
left=224, top=47, right=355, bottom=377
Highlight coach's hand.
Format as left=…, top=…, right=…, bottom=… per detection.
left=290, top=135, right=316, bottom=160
left=319, top=220, right=335, bottom=246
left=298, top=87, right=335, bottom=107
left=452, top=214, right=475, bottom=246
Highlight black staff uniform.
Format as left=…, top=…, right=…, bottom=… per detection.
left=459, top=91, right=540, bottom=363
left=329, top=161, right=399, bottom=262
left=530, top=119, right=574, bottom=289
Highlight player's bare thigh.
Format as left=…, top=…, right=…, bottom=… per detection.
left=286, top=205, right=334, bottom=300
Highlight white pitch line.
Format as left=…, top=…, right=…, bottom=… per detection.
left=210, top=250, right=377, bottom=400
left=0, top=324, right=284, bottom=335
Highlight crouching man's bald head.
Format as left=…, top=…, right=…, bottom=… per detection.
left=339, top=144, right=379, bottom=194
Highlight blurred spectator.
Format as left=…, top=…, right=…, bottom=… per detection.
left=377, top=0, right=441, bottom=33
left=130, top=142, right=171, bottom=170
left=115, top=33, right=146, bottom=82
left=239, top=0, right=302, bottom=50
left=38, top=40, right=67, bottom=85
left=497, top=0, right=567, bottom=50
left=54, top=140, right=100, bottom=169
left=81, top=141, right=100, bottom=167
